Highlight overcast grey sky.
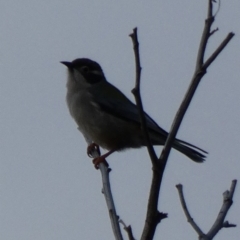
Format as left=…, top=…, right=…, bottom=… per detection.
left=1, top=1, right=239, bottom=239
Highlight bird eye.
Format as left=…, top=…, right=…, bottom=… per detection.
left=81, top=66, right=89, bottom=73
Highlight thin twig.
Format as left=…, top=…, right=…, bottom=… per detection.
left=99, top=164, right=124, bottom=240
left=203, top=32, right=235, bottom=69
left=196, top=0, right=214, bottom=69
left=158, top=0, right=234, bottom=182
left=209, top=27, right=218, bottom=36
left=119, top=219, right=136, bottom=240
left=88, top=144, right=123, bottom=240
left=213, top=0, right=221, bottom=18
left=176, top=184, right=206, bottom=237
left=176, top=181, right=237, bottom=240
left=222, top=221, right=237, bottom=228
left=129, top=27, right=158, bottom=166
left=207, top=180, right=237, bottom=239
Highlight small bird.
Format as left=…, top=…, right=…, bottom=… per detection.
left=61, top=58, right=207, bottom=168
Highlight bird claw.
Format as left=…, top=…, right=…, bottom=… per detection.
left=87, top=143, right=100, bottom=157
left=87, top=145, right=114, bottom=169
left=92, top=157, right=109, bottom=169
left=87, top=143, right=108, bottom=169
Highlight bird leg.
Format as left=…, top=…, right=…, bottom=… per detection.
left=92, top=150, right=115, bottom=169
left=87, top=143, right=114, bottom=169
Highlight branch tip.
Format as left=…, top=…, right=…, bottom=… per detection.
left=131, top=87, right=137, bottom=96
left=176, top=184, right=204, bottom=235
left=156, top=212, right=168, bottom=223
left=210, top=27, right=219, bottom=36
left=176, top=184, right=183, bottom=190
left=119, top=219, right=136, bottom=240
left=223, top=221, right=237, bottom=228
left=129, top=26, right=158, bottom=165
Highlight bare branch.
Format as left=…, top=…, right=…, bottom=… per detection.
left=196, top=0, right=215, bottom=69
left=222, top=221, right=237, bottom=228
left=207, top=180, right=237, bottom=239
left=209, top=27, right=218, bottom=36
left=129, top=27, right=158, bottom=166
left=176, top=180, right=237, bottom=240
left=130, top=28, right=168, bottom=240
left=203, top=32, right=235, bottom=69
left=130, top=1, right=234, bottom=240
left=90, top=145, right=124, bottom=240
left=119, top=219, right=136, bottom=240
left=176, top=184, right=206, bottom=237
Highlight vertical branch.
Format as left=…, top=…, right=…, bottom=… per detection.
left=99, top=164, right=124, bottom=240
left=129, top=28, right=158, bottom=165
left=88, top=143, right=123, bottom=240
left=196, top=0, right=214, bottom=68
left=129, top=28, right=167, bottom=240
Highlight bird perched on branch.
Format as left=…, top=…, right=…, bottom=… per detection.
left=61, top=58, right=207, bottom=168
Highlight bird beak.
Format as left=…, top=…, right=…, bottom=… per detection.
left=60, top=61, right=73, bottom=69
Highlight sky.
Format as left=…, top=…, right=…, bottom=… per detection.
left=1, top=1, right=239, bottom=240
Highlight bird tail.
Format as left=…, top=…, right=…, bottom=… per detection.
left=173, top=139, right=207, bottom=163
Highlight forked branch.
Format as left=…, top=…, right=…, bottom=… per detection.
left=129, top=1, right=234, bottom=239
left=176, top=180, right=237, bottom=240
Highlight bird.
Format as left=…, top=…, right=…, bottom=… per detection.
left=61, top=58, right=207, bottom=168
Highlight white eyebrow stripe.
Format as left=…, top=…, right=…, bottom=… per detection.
left=91, top=70, right=103, bottom=75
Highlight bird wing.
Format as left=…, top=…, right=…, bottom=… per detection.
left=89, top=81, right=168, bottom=137
left=88, top=81, right=207, bottom=156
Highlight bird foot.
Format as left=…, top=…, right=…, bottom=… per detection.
left=87, top=143, right=100, bottom=157
left=92, top=157, right=109, bottom=169
left=92, top=149, right=115, bottom=169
